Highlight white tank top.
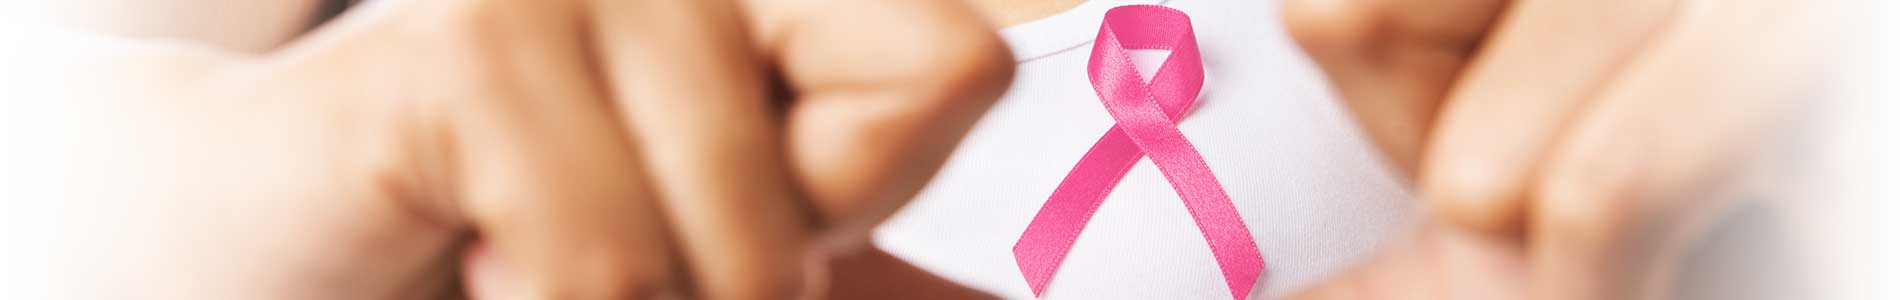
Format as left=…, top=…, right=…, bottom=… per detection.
left=872, top=0, right=1420, bottom=299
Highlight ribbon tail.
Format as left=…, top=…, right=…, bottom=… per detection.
left=1017, top=5, right=1265, bottom=299
left=1014, top=126, right=1148, bottom=296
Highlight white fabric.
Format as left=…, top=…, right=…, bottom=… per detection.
left=872, top=0, right=1420, bottom=299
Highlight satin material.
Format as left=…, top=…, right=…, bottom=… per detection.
left=1012, top=5, right=1265, bottom=300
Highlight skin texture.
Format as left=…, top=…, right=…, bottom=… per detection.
left=1280, top=0, right=1849, bottom=299
left=967, top=0, right=1088, bottom=27
left=54, top=0, right=1009, bottom=299
left=51, top=0, right=319, bottom=52
left=44, top=0, right=1849, bottom=299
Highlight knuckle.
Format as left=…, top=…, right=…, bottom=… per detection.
left=1421, top=162, right=1529, bottom=236
left=726, top=276, right=808, bottom=300
left=874, top=20, right=1014, bottom=97
left=386, top=1, right=528, bottom=99
left=704, top=254, right=815, bottom=300
left=1531, top=140, right=1659, bottom=246
left=911, top=26, right=1015, bottom=106
left=1532, top=172, right=1645, bottom=247
left=781, top=7, right=1015, bottom=101
left=955, top=31, right=1017, bottom=91
left=871, top=26, right=1015, bottom=126
left=396, top=0, right=609, bottom=125
left=561, top=249, right=682, bottom=299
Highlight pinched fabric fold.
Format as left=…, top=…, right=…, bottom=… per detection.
left=1012, top=5, right=1265, bottom=300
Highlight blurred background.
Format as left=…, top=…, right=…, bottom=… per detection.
left=1, top=0, right=1896, bottom=299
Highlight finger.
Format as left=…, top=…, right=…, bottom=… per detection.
left=587, top=1, right=817, bottom=299
left=741, top=0, right=1013, bottom=246
left=461, top=241, right=518, bottom=300
left=1289, top=225, right=1451, bottom=300
left=465, top=244, right=996, bottom=300
left=1417, top=0, right=1681, bottom=237
left=243, top=1, right=687, bottom=298
left=1528, top=1, right=1844, bottom=299
left=435, top=1, right=687, bottom=297
left=1281, top=0, right=1509, bottom=173
left=1434, top=228, right=1529, bottom=299
left=826, top=248, right=996, bottom=300
left=1288, top=226, right=1529, bottom=300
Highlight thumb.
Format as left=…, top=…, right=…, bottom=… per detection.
left=1289, top=225, right=1528, bottom=300
left=751, top=0, right=1014, bottom=247
left=463, top=246, right=998, bottom=300
left=826, top=248, right=995, bottom=300
left=1279, top=0, right=1508, bottom=173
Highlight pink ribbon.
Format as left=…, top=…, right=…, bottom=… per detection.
left=1013, top=5, right=1264, bottom=300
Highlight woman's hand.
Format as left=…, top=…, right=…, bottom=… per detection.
left=52, top=0, right=1010, bottom=299
left=1280, top=0, right=1849, bottom=299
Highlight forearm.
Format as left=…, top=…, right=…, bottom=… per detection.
left=51, top=0, right=320, bottom=52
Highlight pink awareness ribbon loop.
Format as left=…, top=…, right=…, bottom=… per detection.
left=1013, top=5, right=1264, bottom=300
